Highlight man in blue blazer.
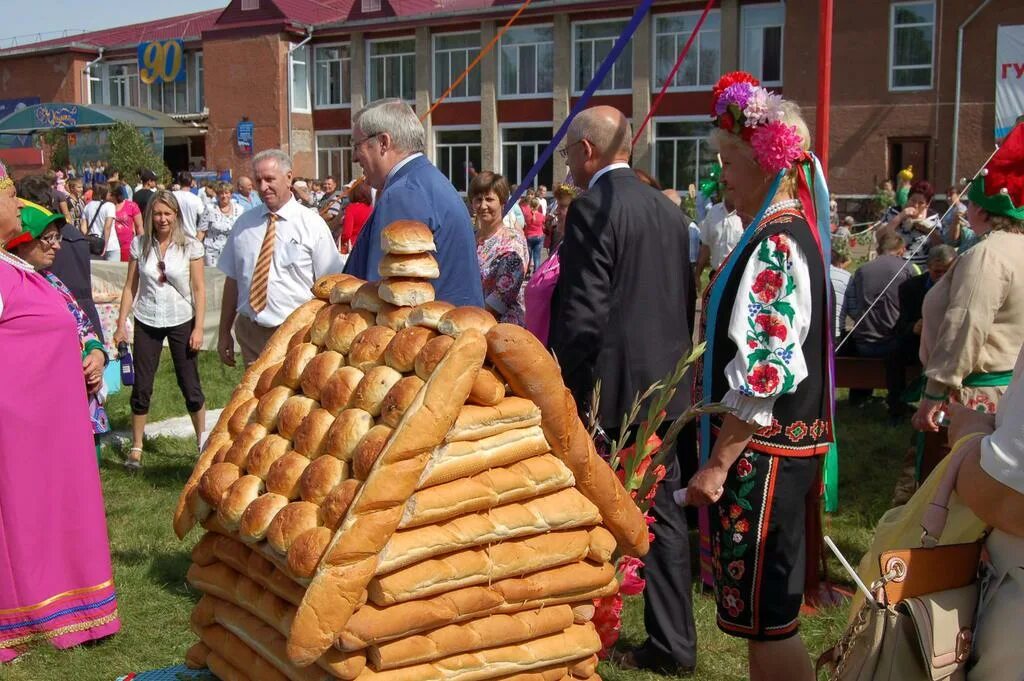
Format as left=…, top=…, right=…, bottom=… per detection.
left=344, top=99, right=483, bottom=307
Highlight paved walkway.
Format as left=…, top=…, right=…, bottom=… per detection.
left=109, top=408, right=224, bottom=446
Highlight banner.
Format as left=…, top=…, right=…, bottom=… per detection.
left=68, top=127, right=165, bottom=169
left=138, top=39, right=187, bottom=85
left=237, top=120, right=254, bottom=155
left=996, top=25, right=1024, bottom=140
left=0, top=97, right=39, bottom=149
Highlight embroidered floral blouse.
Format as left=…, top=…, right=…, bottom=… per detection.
left=722, top=232, right=813, bottom=428
left=476, top=224, right=529, bottom=326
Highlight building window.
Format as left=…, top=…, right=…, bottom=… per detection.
left=573, top=20, right=632, bottom=94
left=143, top=52, right=203, bottom=114
left=291, top=45, right=311, bottom=112
left=368, top=38, right=416, bottom=102
left=502, top=127, right=553, bottom=189
left=499, top=25, right=553, bottom=97
left=653, top=120, right=714, bottom=191
left=241, top=0, right=259, bottom=9
left=315, top=45, right=351, bottom=107
left=890, top=1, right=934, bottom=90
left=435, top=129, right=482, bottom=194
left=195, top=52, right=205, bottom=111
left=362, top=0, right=381, bottom=12
left=317, top=133, right=353, bottom=184
left=434, top=33, right=481, bottom=100
left=108, top=62, right=141, bottom=107
left=740, top=3, right=784, bottom=85
left=654, top=12, right=721, bottom=91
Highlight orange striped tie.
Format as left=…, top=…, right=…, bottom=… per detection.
left=249, top=213, right=278, bottom=314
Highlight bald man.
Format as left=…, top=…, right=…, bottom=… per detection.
left=549, top=106, right=697, bottom=674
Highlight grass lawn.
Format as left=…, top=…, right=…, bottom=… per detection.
left=3, top=354, right=908, bottom=681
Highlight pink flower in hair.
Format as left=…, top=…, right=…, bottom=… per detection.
left=743, top=88, right=785, bottom=127
left=714, top=82, right=756, bottom=116
left=751, top=121, right=804, bottom=174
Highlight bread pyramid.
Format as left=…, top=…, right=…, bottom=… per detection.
left=172, top=220, right=650, bottom=681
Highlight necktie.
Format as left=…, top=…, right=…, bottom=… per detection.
left=249, top=213, right=278, bottom=314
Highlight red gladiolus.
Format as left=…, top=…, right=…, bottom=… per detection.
left=592, top=593, right=624, bottom=657
left=619, top=555, right=646, bottom=596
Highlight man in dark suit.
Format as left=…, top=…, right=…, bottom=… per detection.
left=344, top=99, right=483, bottom=307
left=549, top=105, right=697, bottom=675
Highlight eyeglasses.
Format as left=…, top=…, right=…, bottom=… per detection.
left=157, top=259, right=167, bottom=284
left=38, top=232, right=61, bottom=248
left=351, top=134, right=380, bottom=153
left=557, top=139, right=586, bottom=160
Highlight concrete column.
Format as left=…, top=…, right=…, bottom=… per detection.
left=631, top=13, right=653, bottom=173
left=480, top=20, right=500, bottom=174
left=415, top=26, right=434, bottom=160
left=720, top=0, right=740, bottom=73
left=349, top=32, right=366, bottom=181
left=552, top=14, right=571, bottom=183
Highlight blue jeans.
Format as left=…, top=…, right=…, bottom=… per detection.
left=527, top=236, right=544, bottom=272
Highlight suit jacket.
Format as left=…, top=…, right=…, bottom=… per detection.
left=344, top=155, right=483, bottom=307
left=897, top=272, right=931, bottom=338
left=549, top=167, right=696, bottom=429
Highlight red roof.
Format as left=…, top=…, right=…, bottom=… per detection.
left=3, top=9, right=222, bottom=53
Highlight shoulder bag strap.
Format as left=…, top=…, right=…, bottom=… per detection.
left=920, top=432, right=988, bottom=546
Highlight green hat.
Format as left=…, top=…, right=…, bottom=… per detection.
left=967, top=122, right=1024, bottom=221
left=5, top=199, right=63, bottom=249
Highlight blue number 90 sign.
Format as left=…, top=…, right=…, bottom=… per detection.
left=137, top=40, right=186, bottom=85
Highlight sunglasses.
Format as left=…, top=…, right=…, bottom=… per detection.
left=158, top=259, right=167, bottom=284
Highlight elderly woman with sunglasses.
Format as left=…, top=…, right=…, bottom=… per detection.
left=113, top=190, right=206, bottom=470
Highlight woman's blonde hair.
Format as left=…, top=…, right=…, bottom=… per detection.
left=141, top=190, right=189, bottom=262
left=988, top=214, right=1024, bottom=235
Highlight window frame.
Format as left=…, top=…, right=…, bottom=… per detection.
left=888, top=0, right=935, bottom=92
left=571, top=17, right=633, bottom=96
left=651, top=115, right=716, bottom=192
left=315, top=129, right=353, bottom=185
left=497, top=23, right=555, bottom=100
left=499, top=122, right=555, bottom=190
left=433, top=125, right=483, bottom=195
left=313, top=42, right=352, bottom=109
left=651, top=10, right=722, bottom=93
left=432, top=30, right=482, bottom=102
left=366, top=36, right=417, bottom=103
left=145, top=51, right=199, bottom=115
left=739, top=2, right=784, bottom=87
left=290, top=44, right=312, bottom=113
left=103, top=60, right=141, bottom=108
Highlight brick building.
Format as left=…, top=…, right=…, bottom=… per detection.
left=0, top=0, right=1021, bottom=195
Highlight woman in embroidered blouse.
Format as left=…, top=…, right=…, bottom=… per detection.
left=686, top=73, right=833, bottom=681
left=470, top=171, right=529, bottom=325
left=197, top=181, right=244, bottom=267
left=113, top=191, right=206, bottom=469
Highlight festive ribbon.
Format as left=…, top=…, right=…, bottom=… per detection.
left=503, top=0, right=654, bottom=216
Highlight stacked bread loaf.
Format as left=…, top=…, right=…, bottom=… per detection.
left=173, top=221, right=649, bottom=681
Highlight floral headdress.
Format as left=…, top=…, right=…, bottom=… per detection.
left=0, top=159, right=12, bottom=193
left=711, top=71, right=805, bottom=176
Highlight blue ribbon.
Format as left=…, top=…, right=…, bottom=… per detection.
left=503, top=0, right=654, bottom=216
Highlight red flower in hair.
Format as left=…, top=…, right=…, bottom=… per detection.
left=712, top=71, right=761, bottom=114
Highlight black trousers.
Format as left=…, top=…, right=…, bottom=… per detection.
left=130, top=318, right=205, bottom=416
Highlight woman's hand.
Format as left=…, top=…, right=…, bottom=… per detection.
left=686, top=464, right=727, bottom=507
left=946, top=402, right=995, bottom=445
left=83, top=348, right=105, bottom=392
left=189, top=326, right=204, bottom=352
left=912, top=397, right=945, bottom=432
left=112, top=324, right=128, bottom=347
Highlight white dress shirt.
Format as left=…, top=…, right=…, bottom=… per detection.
left=981, top=346, right=1024, bottom=495
left=699, top=202, right=745, bottom=271
left=588, top=162, right=631, bottom=190
left=218, top=196, right=345, bottom=327
left=130, top=235, right=205, bottom=328
left=173, top=190, right=207, bottom=238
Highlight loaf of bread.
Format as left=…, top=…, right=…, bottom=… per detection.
left=384, top=326, right=437, bottom=374
left=309, top=304, right=349, bottom=347
left=278, top=395, right=318, bottom=440
left=445, top=398, right=543, bottom=443
left=568, top=654, right=598, bottom=678
left=379, top=278, right=436, bottom=308
left=266, top=501, right=319, bottom=555
left=418, top=425, right=550, bottom=488
left=487, top=324, right=649, bottom=557
left=352, top=425, right=394, bottom=481
left=299, top=351, right=345, bottom=401
left=381, top=220, right=436, bottom=254
left=350, top=365, right=403, bottom=416
left=256, top=386, right=296, bottom=431
left=223, top=422, right=270, bottom=468
left=378, top=252, right=440, bottom=279
left=265, top=451, right=312, bottom=500
left=185, top=641, right=210, bottom=669
left=414, top=335, right=455, bottom=381
left=379, top=375, right=425, bottom=428
left=280, top=343, right=320, bottom=390
left=299, top=455, right=346, bottom=505
left=238, top=493, right=290, bottom=543
left=320, top=366, right=366, bottom=416
left=408, top=301, right=455, bottom=330
left=353, top=282, right=386, bottom=313
left=467, top=367, right=506, bottom=407
left=376, top=304, right=414, bottom=331
left=330, top=277, right=366, bottom=305
left=318, top=479, right=361, bottom=530
left=247, top=435, right=291, bottom=479
left=325, top=310, right=375, bottom=355
left=321, top=408, right=373, bottom=462
left=217, top=475, right=265, bottom=531
left=287, top=526, right=333, bottom=580
left=291, top=409, right=335, bottom=459
left=198, top=462, right=241, bottom=510
left=311, top=273, right=354, bottom=301
left=438, top=307, right=496, bottom=339
left=349, top=327, right=397, bottom=372
left=288, top=323, right=314, bottom=351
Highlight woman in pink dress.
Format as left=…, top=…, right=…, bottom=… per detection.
left=0, top=163, right=120, bottom=660
left=111, top=182, right=142, bottom=261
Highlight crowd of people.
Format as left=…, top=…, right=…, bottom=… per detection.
left=0, top=78, right=1022, bottom=679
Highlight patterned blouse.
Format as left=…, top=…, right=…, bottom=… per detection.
left=476, top=223, right=529, bottom=326
left=198, top=201, right=245, bottom=266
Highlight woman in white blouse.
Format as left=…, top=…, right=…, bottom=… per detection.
left=113, top=191, right=206, bottom=469
left=198, top=181, right=244, bottom=267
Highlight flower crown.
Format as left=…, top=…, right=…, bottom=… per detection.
left=711, top=71, right=806, bottom=175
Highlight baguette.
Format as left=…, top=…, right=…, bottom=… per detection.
left=489, top=668, right=568, bottom=681
left=400, top=454, right=575, bottom=529
left=445, top=398, right=542, bottom=443
left=191, top=532, right=220, bottom=566
left=204, top=647, right=263, bottom=681
left=487, top=324, right=649, bottom=557
left=418, top=426, right=549, bottom=489
left=287, top=526, right=333, bottom=579
left=378, top=488, right=601, bottom=574
left=571, top=604, right=595, bottom=624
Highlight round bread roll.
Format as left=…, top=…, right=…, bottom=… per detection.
left=291, top=408, right=336, bottom=458
left=312, top=273, right=354, bottom=301
left=299, top=455, right=345, bottom=505
left=287, top=526, right=332, bottom=580
left=383, top=325, right=437, bottom=373
left=216, top=475, right=264, bottom=531
left=277, top=395, right=317, bottom=440
left=348, top=326, right=396, bottom=371
left=210, top=438, right=233, bottom=464
left=238, top=492, right=289, bottom=543
left=325, top=310, right=374, bottom=355
left=254, top=361, right=284, bottom=398
left=320, top=366, right=365, bottom=415
left=379, top=375, right=426, bottom=428
left=288, top=323, right=314, bottom=350
left=198, top=462, right=241, bottom=509
left=468, top=366, right=506, bottom=406
left=299, top=350, right=344, bottom=401
left=318, top=479, right=361, bottom=530
left=352, top=424, right=394, bottom=480
left=310, top=304, right=350, bottom=347
left=381, top=220, right=436, bottom=254
left=255, top=385, right=295, bottom=431
left=321, top=408, right=373, bottom=462
left=280, top=342, right=319, bottom=389
left=329, top=276, right=366, bottom=304
left=414, top=334, right=455, bottom=381
left=378, top=277, right=435, bottom=307
left=350, top=365, right=403, bottom=417
left=376, top=304, right=414, bottom=331
left=222, top=422, right=269, bottom=468
left=227, top=397, right=260, bottom=438
left=265, top=450, right=312, bottom=500
left=247, top=434, right=290, bottom=479
left=266, top=501, right=319, bottom=555
left=378, top=252, right=440, bottom=279
left=437, top=306, right=496, bottom=338
left=408, top=301, right=455, bottom=330
left=352, top=281, right=385, bottom=313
